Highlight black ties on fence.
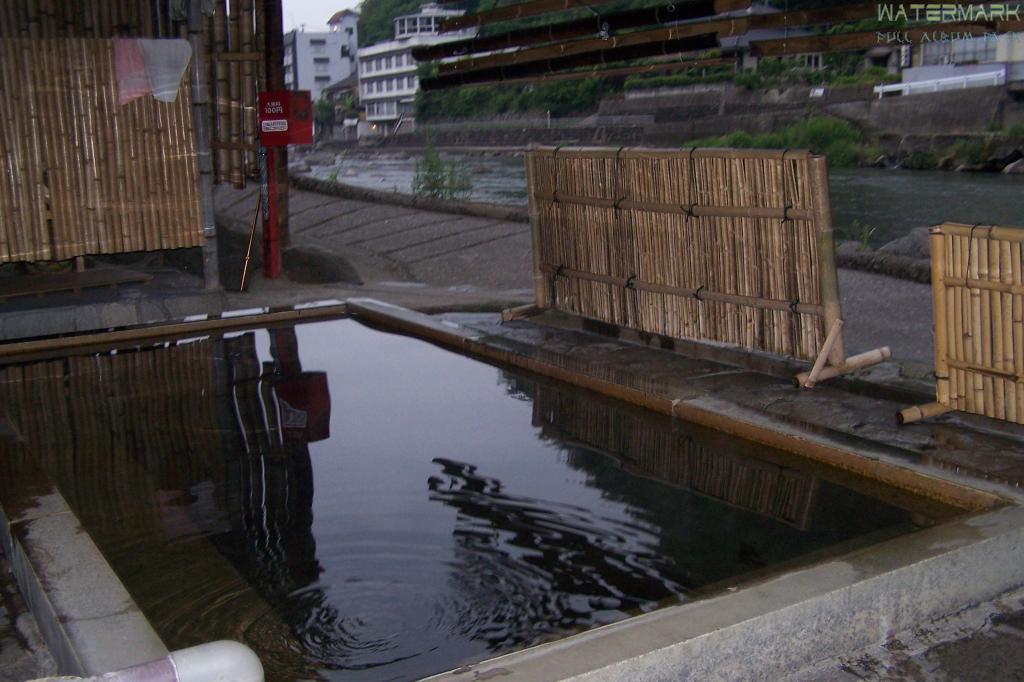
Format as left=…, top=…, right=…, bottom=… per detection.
left=693, top=284, right=705, bottom=301
left=968, top=223, right=981, bottom=279
left=551, top=145, right=562, bottom=204
left=781, top=203, right=793, bottom=224
left=613, top=146, right=626, bottom=211
left=625, top=275, right=636, bottom=289
left=779, top=149, right=791, bottom=225
left=789, top=298, right=800, bottom=314
left=686, top=146, right=699, bottom=220
left=555, top=264, right=567, bottom=277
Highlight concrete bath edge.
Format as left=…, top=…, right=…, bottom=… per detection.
left=0, top=481, right=168, bottom=677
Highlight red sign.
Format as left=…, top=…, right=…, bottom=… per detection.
left=257, top=90, right=313, bottom=147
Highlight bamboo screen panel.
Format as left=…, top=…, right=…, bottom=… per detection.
left=931, top=223, right=1024, bottom=424
left=0, top=0, right=264, bottom=188
left=531, top=383, right=818, bottom=528
left=0, top=38, right=202, bottom=262
left=526, top=146, right=840, bottom=362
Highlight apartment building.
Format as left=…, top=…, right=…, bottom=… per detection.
left=357, top=3, right=474, bottom=133
left=283, top=10, right=359, bottom=101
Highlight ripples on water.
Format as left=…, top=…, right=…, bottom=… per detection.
left=0, top=319, right=955, bottom=681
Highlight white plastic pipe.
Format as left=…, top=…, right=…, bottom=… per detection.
left=170, top=641, right=264, bottom=682
left=74, top=640, right=264, bottom=682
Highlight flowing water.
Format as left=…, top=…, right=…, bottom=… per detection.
left=0, top=318, right=958, bottom=680
left=310, top=153, right=1023, bottom=247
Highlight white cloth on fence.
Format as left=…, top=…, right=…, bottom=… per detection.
left=114, top=38, right=192, bottom=105
left=139, top=39, right=193, bottom=102
left=113, top=38, right=149, bottom=105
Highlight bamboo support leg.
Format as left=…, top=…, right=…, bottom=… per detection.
left=799, top=319, right=843, bottom=388
left=897, top=402, right=953, bottom=425
left=794, top=346, right=892, bottom=386
left=501, top=304, right=542, bottom=323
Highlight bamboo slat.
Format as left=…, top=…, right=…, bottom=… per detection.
left=904, top=223, right=1024, bottom=425
left=527, top=145, right=839, bottom=362
left=0, top=0, right=261, bottom=189
left=0, top=38, right=203, bottom=263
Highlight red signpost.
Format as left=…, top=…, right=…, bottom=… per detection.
left=257, top=90, right=313, bottom=278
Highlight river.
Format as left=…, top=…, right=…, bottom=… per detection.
left=309, top=151, right=1023, bottom=247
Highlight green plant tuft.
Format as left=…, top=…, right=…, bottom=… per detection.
left=411, top=139, right=472, bottom=201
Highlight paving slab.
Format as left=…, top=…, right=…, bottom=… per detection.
left=216, top=184, right=535, bottom=295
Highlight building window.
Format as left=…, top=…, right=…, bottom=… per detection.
left=341, top=46, right=350, bottom=57
left=315, top=75, right=330, bottom=83
left=345, top=27, right=353, bottom=35
left=922, top=35, right=998, bottom=66
left=953, top=35, right=998, bottom=63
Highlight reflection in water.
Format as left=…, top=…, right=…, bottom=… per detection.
left=0, top=319, right=954, bottom=681
left=429, top=457, right=686, bottom=646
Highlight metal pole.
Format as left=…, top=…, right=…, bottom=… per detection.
left=262, top=146, right=281, bottom=278
left=264, top=0, right=289, bottom=251
left=188, top=0, right=220, bottom=290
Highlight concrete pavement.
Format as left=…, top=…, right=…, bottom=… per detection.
left=214, top=184, right=533, bottom=295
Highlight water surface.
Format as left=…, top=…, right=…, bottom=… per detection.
left=0, top=318, right=957, bottom=680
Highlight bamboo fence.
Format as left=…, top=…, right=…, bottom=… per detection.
left=524, top=145, right=890, bottom=383
left=531, top=383, right=819, bottom=528
left=0, top=38, right=203, bottom=261
left=901, top=223, right=1024, bottom=425
left=0, top=0, right=263, bottom=190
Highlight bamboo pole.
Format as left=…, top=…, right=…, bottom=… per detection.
left=1014, top=241, right=1023, bottom=422
left=808, top=155, right=844, bottom=367
left=525, top=149, right=549, bottom=309
left=930, top=227, right=950, bottom=408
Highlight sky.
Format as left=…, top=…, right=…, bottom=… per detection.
left=281, top=0, right=359, bottom=32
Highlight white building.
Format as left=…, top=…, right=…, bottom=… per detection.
left=910, top=32, right=1024, bottom=83
left=357, top=3, right=475, bottom=134
left=283, top=10, right=359, bottom=102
